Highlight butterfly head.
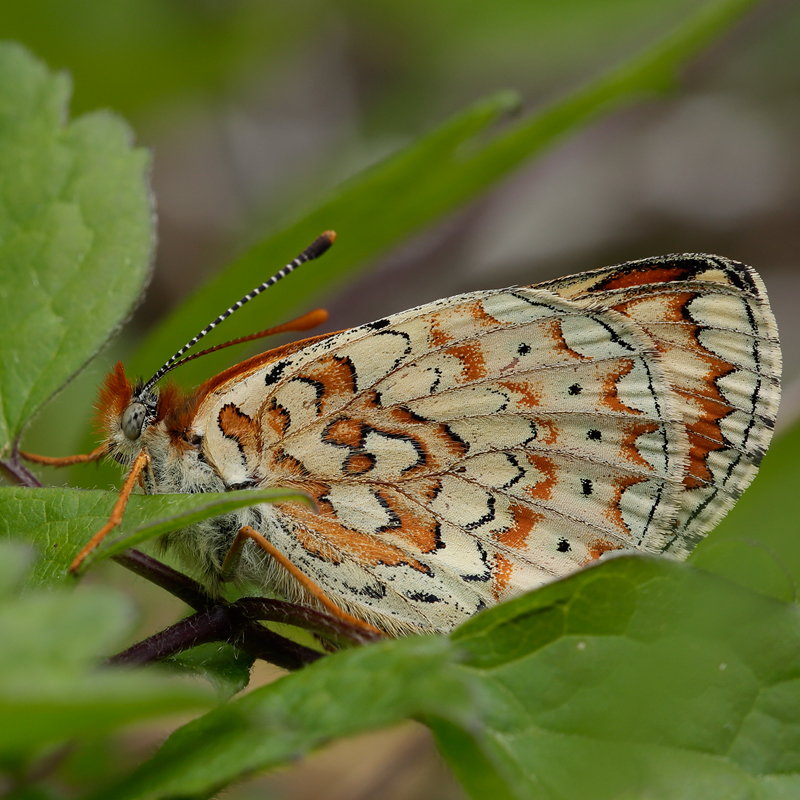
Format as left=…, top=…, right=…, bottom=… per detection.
left=96, top=362, right=164, bottom=464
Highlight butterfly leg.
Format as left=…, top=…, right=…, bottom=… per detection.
left=225, top=526, right=384, bottom=637
left=19, top=444, right=108, bottom=466
left=219, top=527, right=248, bottom=582
left=69, top=448, right=150, bottom=574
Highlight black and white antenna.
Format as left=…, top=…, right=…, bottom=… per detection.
left=140, top=230, right=336, bottom=394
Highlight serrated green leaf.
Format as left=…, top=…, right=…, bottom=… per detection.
left=0, top=42, right=152, bottom=450
left=0, top=486, right=311, bottom=587
left=86, top=556, right=800, bottom=800
left=0, top=540, right=211, bottom=757
left=130, top=0, right=761, bottom=390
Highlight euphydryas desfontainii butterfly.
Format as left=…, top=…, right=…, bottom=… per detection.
left=26, top=235, right=781, bottom=636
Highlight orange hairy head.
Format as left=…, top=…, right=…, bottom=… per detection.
left=94, top=362, right=133, bottom=436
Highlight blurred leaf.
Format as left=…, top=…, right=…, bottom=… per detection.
left=0, top=540, right=211, bottom=758
left=690, top=420, right=800, bottom=601
left=88, top=555, right=800, bottom=800
left=0, top=0, right=732, bottom=131
left=165, top=643, right=256, bottom=701
left=0, top=486, right=311, bottom=588
left=0, top=2, right=314, bottom=119
left=0, top=541, right=34, bottom=597
left=131, top=0, right=762, bottom=390
left=0, top=42, right=152, bottom=451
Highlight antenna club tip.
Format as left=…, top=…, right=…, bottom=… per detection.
left=304, top=230, right=337, bottom=261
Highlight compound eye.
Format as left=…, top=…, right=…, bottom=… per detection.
left=121, top=402, right=147, bottom=441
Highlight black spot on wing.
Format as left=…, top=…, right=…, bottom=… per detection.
left=589, top=315, right=636, bottom=352
left=397, top=404, right=428, bottom=424
left=406, top=591, right=442, bottom=603
left=521, top=420, right=538, bottom=445
left=227, top=479, right=258, bottom=491
left=355, top=582, right=387, bottom=599
left=443, top=423, right=469, bottom=457
left=264, top=361, right=289, bottom=387
left=749, top=445, right=767, bottom=467
left=272, top=447, right=311, bottom=478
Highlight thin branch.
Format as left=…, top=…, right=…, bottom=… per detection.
left=231, top=621, right=325, bottom=671
left=112, top=549, right=214, bottom=610
left=109, top=550, right=377, bottom=669
left=107, top=605, right=236, bottom=667
left=236, top=597, right=383, bottom=646
left=107, top=601, right=324, bottom=671
left=1, top=440, right=44, bottom=487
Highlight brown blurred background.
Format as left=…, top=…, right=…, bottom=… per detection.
left=5, top=0, right=799, bottom=796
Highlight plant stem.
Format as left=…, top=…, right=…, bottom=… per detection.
left=109, top=551, right=379, bottom=669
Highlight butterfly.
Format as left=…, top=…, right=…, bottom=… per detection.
left=23, top=234, right=781, bottom=636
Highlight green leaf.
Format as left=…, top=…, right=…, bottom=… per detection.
left=165, top=643, right=256, bottom=701
left=0, top=42, right=152, bottom=451
left=129, top=0, right=762, bottom=391
left=0, top=486, right=311, bottom=587
left=0, top=3, right=317, bottom=120
left=0, top=540, right=211, bottom=758
left=86, top=556, right=800, bottom=800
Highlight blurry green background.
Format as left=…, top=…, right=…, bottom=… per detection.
left=5, top=0, right=799, bottom=798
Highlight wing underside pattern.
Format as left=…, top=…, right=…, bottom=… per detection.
left=196, top=254, right=780, bottom=633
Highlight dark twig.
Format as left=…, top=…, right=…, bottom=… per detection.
left=236, top=597, right=383, bottom=646
left=232, top=620, right=325, bottom=671
left=107, top=605, right=237, bottom=667
left=107, top=600, right=324, bottom=670
left=109, top=551, right=379, bottom=669
left=1, top=440, right=43, bottom=488
left=112, top=549, right=214, bottom=610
